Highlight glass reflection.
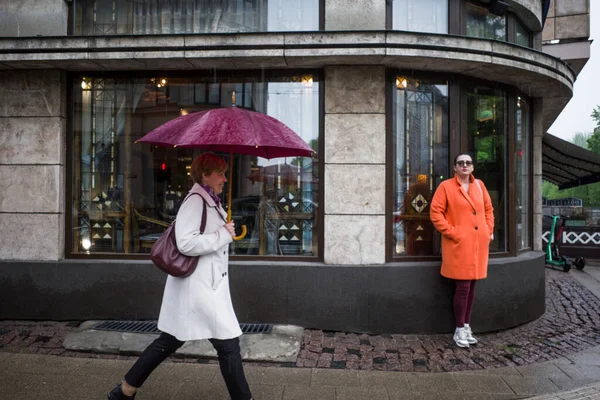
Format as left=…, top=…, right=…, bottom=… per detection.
left=466, top=86, right=506, bottom=252
left=71, top=74, right=319, bottom=256
left=393, top=78, right=449, bottom=257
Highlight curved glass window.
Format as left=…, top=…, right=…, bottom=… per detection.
left=70, top=72, right=320, bottom=257
left=392, top=0, right=448, bottom=34
left=515, top=19, right=531, bottom=47
left=466, top=86, right=507, bottom=252
left=466, top=2, right=506, bottom=41
left=392, top=77, right=449, bottom=257
left=73, top=0, right=319, bottom=35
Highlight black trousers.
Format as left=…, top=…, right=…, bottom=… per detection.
left=124, top=332, right=252, bottom=400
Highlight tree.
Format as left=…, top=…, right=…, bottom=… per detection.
left=587, top=106, right=600, bottom=155
left=572, top=132, right=591, bottom=149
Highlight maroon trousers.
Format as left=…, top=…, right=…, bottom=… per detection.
left=454, top=280, right=477, bottom=327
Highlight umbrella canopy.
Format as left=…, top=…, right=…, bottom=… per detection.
left=136, top=106, right=314, bottom=159
left=136, top=106, right=315, bottom=240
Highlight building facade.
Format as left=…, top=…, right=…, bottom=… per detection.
left=0, top=0, right=591, bottom=333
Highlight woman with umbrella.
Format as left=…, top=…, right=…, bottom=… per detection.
left=108, top=152, right=253, bottom=400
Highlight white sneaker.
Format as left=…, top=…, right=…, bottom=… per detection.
left=453, top=328, right=470, bottom=348
left=464, top=326, right=478, bottom=345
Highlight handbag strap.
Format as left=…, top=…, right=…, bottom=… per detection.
left=181, top=193, right=208, bottom=234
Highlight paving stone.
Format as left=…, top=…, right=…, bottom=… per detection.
left=453, top=374, right=514, bottom=394
left=501, top=375, right=560, bottom=396
left=336, top=386, right=390, bottom=400
left=311, top=368, right=360, bottom=387
left=407, top=373, right=461, bottom=393
left=282, top=384, right=336, bottom=400
left=358, top=370, right=410, bottom=390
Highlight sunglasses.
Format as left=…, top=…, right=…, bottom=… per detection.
left=455, top=160, right=473, bottom=167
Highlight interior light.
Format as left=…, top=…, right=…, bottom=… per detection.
left=301, top=76, right=313, bottom=87
left=396, top=77, right=408, bottom=89
left=180, top=108, right=189, bottom=116
left=81, top=78, right=91, bottom=90
left=81, top=238, right=92, bottom=251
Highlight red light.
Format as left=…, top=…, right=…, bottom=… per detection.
left=161, top=163, right=166, bottom=170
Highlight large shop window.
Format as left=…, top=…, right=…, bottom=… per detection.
left=70, top=73, right=320, bottom=257
left=516, top=96, right=530, bottom=250
left=466, top=2, right=506, bottom=41
left=466, top=86, right=507, bottom=253
left=72, top=0, right=319, bottom=35
left=392, top=77, right=449, bottom=257
left=392, top=0, right=448, bottom=34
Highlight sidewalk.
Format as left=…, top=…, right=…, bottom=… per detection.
left=2, top=344, right=600, bottom=399
left=1, top=262, right=600, bottom=399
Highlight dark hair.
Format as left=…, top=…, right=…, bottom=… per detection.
left=453, top=153, right=474, bottom=165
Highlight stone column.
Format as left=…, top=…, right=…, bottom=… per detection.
left=0, top=70, right=66, bottom=260
left=532, top=98, right=544, bottom=252
left=323, top=66, right=386, bottom=264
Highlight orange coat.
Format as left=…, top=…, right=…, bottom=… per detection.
left=430, top=174, right=494, bottom=280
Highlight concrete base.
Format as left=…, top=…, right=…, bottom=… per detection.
left=0, top=252, right=545, bottom=334
left=63, top=321, right=302, bottom=363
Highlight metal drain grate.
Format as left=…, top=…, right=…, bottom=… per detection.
left=93, top=321, right=160, bottom=334
left=92, top=321, right=273, bottom=335
left=240, top=323, right=273, bottom=334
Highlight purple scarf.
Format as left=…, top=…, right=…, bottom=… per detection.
left=200, top=184, right=222, bottom=206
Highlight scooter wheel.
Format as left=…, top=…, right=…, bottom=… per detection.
left=561, top=256, right=571, bottom=272
left=562, top=264, right=571, bottom=272
left=575, top=257, right=586, bottom=270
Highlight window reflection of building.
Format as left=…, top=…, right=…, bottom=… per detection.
left=393, top=77, right=448, bottom=257
left=466, top=86, right=507, bottom=252
left=516, top=96, right=530, bottom=250
left=74, top=0, right=319, bottom=36
left=71, top=74, right=320, bottom=257
left=465, top=2, right=506, bottom=41
left=392, top=0, right=448, bottom=34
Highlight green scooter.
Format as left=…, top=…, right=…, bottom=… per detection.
left=544, top=215, right=586, bottom=272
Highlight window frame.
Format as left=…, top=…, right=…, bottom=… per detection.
left=386, top=71, right=529, bottom=261
left=65, top=69, right=325, bottom=262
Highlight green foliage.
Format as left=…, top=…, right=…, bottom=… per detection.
left=543, top=109, right=600, bottom=206
left=587, top=106, right=600, bottom=155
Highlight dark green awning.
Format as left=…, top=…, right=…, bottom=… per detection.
left=543, top=133, right=600, bottom=189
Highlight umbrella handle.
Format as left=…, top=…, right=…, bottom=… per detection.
left=233, top=225, right=247, bottom=241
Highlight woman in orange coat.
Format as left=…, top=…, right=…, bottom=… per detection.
left=430, top=153, right=494, bottom=348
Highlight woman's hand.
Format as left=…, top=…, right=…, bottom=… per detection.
left=224, top=221, right=236, bottom=238
left=490, top=233, right=494, bottom=241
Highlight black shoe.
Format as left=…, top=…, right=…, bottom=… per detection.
left=107, top=384, right=136, bottom=400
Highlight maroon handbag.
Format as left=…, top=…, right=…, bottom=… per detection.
left=150, top=194, right=207, bottom=278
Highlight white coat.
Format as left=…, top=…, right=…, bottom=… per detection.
left=157, top=183, right=243, bottom=341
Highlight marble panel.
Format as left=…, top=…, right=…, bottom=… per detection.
left=0, top=165, right=61, bottom=213
left=548, top=0, right=556, bottom=17
left=325, top=0, right=385, bottom=30
left=0, top=213, right=63, bottom=261
left=324, top=215, right=385, bottom=265
left=325, top=66, right=385, bottom=114
left=0, top=70, right=64, bottom=117
left=543, top=18, right=556, bottom=41
left=325, top=164, right=385, bottom=215
left=0, top=117, right=64, bottom=165
left=555, top=15, right=590, bottom=39
left=555, top=0, right=588, bottom=16
left=325, top=114, right=385, bottom=164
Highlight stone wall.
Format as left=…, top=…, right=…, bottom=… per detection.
left=323, top=66, right=386, bottom=264
left=543, top=0, right=590, bottom=41
left=0, top=70, right=66, bottom=260
left=0, top=0, right=69, bottom=37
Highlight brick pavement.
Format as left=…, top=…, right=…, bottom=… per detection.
left=295, top=269, right=600, bottom=372
left=1, top=268, right=600, bottom=376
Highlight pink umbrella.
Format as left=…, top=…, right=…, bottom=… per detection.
left=136, top=106, right=315, bottom=240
